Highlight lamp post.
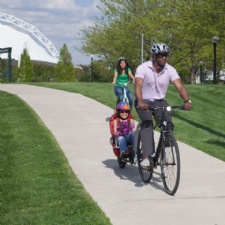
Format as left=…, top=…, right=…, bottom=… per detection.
left=211, top=36, right=219, bottom=84
left=200, top=60, right=203, bottom=84
left=141, top=32, right=144, bottom=64
left=90, top=55, right=93, bottom=81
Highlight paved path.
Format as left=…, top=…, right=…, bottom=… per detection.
left=1, top=84, right=225, bottom=225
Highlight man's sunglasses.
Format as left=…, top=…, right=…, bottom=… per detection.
left=156, top=53, right=169, bottom=58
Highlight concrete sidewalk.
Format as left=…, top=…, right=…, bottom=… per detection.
left=1, top=84, right=225, bottom=225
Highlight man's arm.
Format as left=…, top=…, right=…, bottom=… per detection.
left=173, top=78, right=192, bottom=110
left=135, top=77, right=148, bottom=109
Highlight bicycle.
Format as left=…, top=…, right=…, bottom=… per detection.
left=135, top=105, right=183, bottom=195
left=116, top=81, right=130, bottom=104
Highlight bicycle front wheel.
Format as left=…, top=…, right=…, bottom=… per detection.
left=137, top=132, right=153, bottom=183
left=160, top=133, right=180, bottom=195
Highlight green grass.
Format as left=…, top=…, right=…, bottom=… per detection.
left=0, top=91, right=111, bottom=225
left=1, top=82, right=225, bottom=224
left=30, top=82, right=225, bottom=162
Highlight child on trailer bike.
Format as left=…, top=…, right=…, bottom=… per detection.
left=112, top=57, right=135, bottom=110
left=113, top=102, right=136, bottom=163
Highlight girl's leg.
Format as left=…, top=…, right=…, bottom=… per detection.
left=127, top=132, right=135, bottom=147
left=117, top=136, right=128, bottom=155
left=114, top=86, right=123, bottom=105
left=126, top=88, right=133, bottom=110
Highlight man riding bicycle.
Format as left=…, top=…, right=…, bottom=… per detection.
left=134, top=43, right=192, bottom=164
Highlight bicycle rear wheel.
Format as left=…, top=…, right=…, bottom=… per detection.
left=160, top=133, right=180, bottom=195
left=137, top=132, right=153, bottom=183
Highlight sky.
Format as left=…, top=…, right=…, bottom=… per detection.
left=0, top=0, right=104, bottom=65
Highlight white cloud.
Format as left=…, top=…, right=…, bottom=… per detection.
left=44, top=0, right=76, bottom=10
left=0, top=0, right=104, bottom=64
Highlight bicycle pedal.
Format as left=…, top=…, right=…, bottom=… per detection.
left=141, top=165, right=151, bottom=171
left=153, top=161, right=159, bottom=167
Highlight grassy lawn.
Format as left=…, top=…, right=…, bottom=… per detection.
left=1, top=82, right=225, bottom=224
left=0, top=91, right=111, bottom=225
left=31, top=82, right=225, bottom=162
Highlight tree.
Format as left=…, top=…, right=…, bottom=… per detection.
left=79, top=0, right=225, bottom=83
left=17, top=48, right=34, bottom=82
left=32, top=63, right=56, bottom=82
left=55, top=44, right=76, bottom=82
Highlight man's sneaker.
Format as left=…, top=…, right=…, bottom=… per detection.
left=141, top=158, right=150, bottom=167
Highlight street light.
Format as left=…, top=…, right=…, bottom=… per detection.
left=200, top=60, right=203, bottom=84
left=211, top=36, right=219, bottom=84
left=90, top=55, right=93, bottom=81
left=141, top=32, right=144, bottom=64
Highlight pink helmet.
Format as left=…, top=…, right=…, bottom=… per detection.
left=116, top=102, right=131, bottom=111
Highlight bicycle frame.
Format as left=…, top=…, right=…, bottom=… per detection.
left=153, top=106, right=182, bottom=162
left=116, top=81, right=129, bottom=103
left=154, top=106, right=170, bottom=161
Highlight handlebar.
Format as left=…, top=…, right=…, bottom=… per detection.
left=150, top=105, right=184, bottom=111
left=137, top=105, right=184, bottom=111
left=115, top=81, right=130, bottom=87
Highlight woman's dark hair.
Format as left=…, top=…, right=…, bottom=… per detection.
left=116, top=57, right=130, bottom=75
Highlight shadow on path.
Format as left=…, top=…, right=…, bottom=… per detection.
left=102, top=159, right=166, bottom=194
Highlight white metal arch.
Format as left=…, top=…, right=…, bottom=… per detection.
left=0, top=12, right=59, bottom=61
